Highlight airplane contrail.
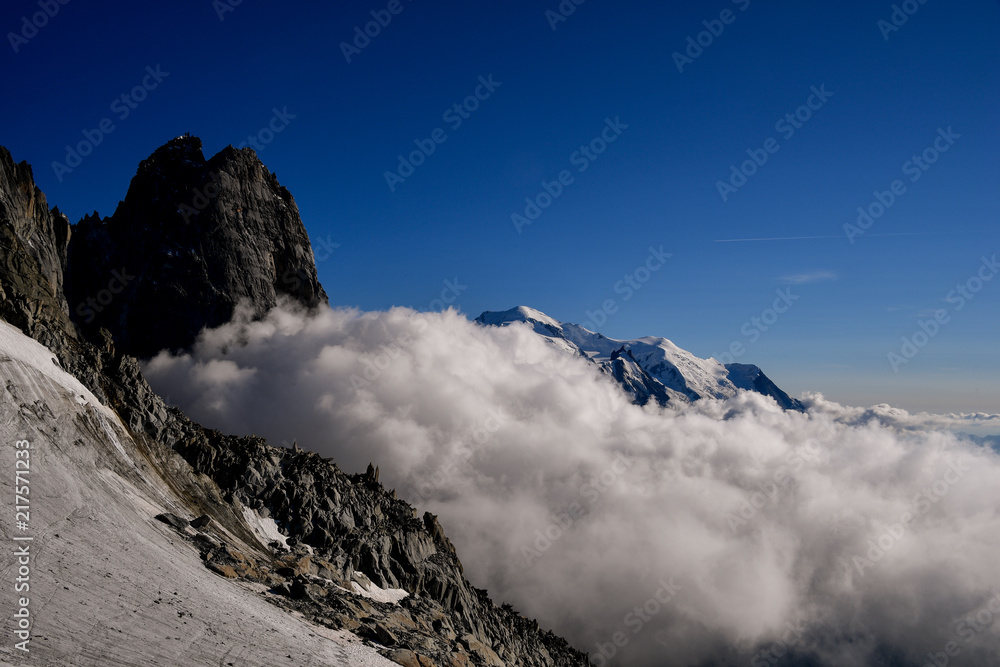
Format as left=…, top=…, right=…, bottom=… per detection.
left=713, top=235, right=843, bottom=242
left=713, top=232, right=965, bottom=243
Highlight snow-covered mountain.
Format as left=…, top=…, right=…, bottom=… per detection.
left=476, top=306, right=804, bottom=411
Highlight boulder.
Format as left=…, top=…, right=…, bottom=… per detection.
left=155, top=513, right=189, bottom=530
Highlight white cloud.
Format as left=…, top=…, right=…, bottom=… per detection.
left=143, top=300, right=1000, bottom=667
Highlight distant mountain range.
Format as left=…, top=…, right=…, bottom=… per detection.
left=476, top=306, right=803, bottom=411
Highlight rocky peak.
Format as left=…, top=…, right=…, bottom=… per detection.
left=66, top=135, right=328, bottom=358
left=609, top=345, right=638, bottom=364
left=0, top=147, right=81, bottom=370
left=725, top=362, right=804, bottom=411
left=0, top=147, right=71, bottom=312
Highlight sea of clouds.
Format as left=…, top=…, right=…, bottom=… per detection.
left=143, top=301, right=1000, bottom=667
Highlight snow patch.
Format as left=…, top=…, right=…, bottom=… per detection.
left=477, top=306, right=564, bottom=333
left=241, top=506, right=288, bottom=548
left=346, top=571, right=409, bottom=605
left=0, top=320, right=115, bottom=420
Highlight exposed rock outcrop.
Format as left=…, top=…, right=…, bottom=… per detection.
left=66, top=135, right=327, bottom=358
left=725, top=362, right=804, bottom=411
left=169, top=428, right=586, bottom=666
left=0, top=148, right=73, bottom=352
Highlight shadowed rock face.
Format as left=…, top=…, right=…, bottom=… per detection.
left=0, top=147, right=73, bottom=346
left=725, top=363, right=805, bottom=411
left=609, top=346, right=672, bottom=407
left=0, top=147, right=111, bottom=403
left=66, top=135, right=328, bottom=359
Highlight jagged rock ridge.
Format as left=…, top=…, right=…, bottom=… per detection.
left=66, top=135, right=328, bottom=359
left=0, top=147, right=73, bottom=350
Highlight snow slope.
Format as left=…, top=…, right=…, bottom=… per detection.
left=0, top=320, right=394, bottom=666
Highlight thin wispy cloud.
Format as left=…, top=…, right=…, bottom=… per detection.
left=780, top=271, right=838, bottom=285
left=714, top=232, right=969, bottom=243
left=713, top=234, right=844, bottom=242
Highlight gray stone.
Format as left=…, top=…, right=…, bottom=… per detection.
left=155, top=513, right=189, bottom=530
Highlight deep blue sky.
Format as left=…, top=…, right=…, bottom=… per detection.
left=3, top=0, right=998, bottom=412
